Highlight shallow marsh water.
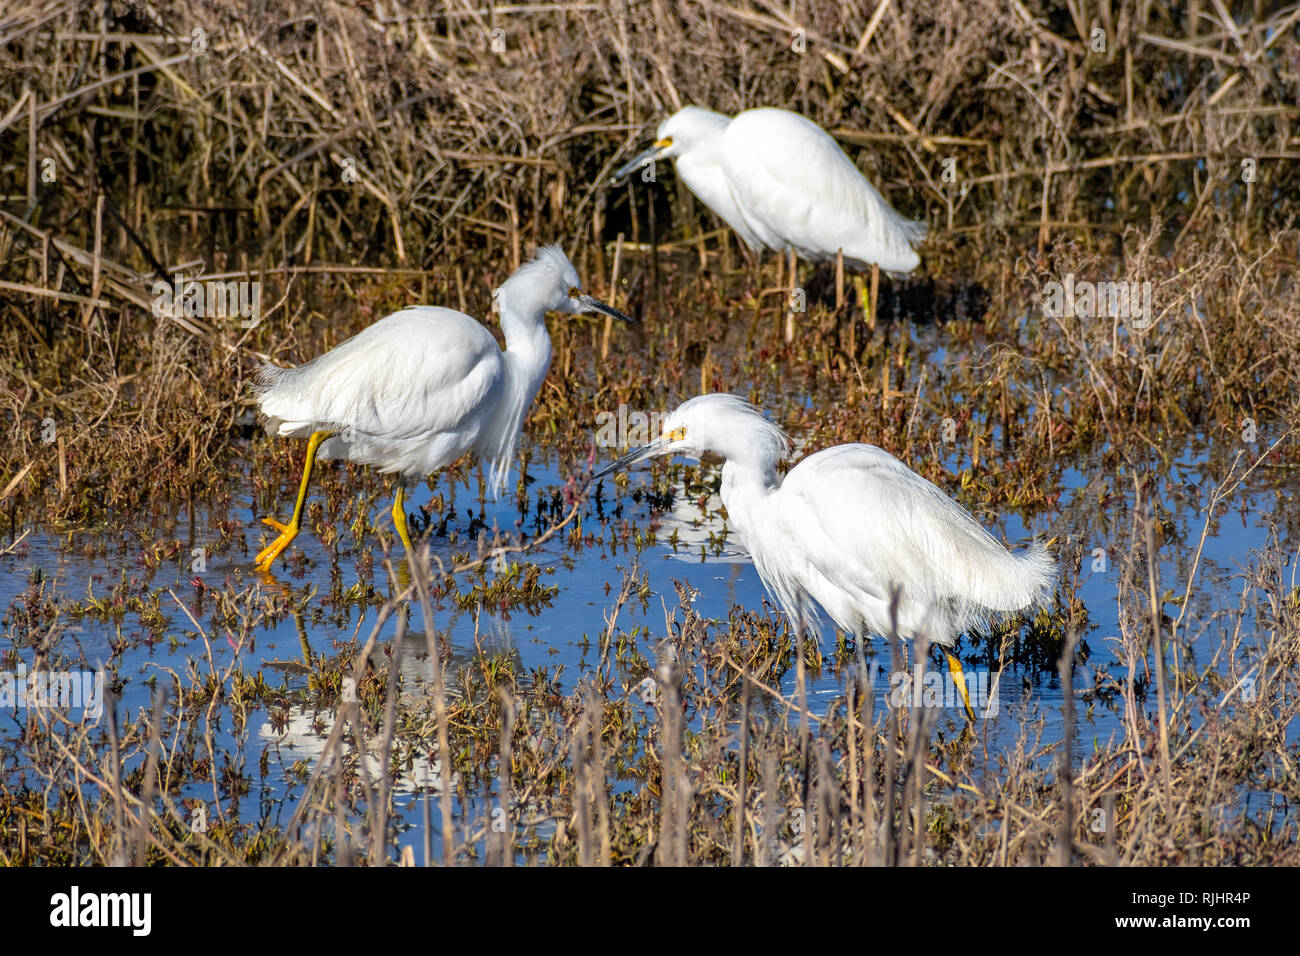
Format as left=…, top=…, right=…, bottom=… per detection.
left=3, top=290, right=1295, bottom=862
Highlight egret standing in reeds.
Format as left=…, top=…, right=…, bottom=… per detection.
left=612, top=106, right=927, bottom=334
left=591, top=395, right=1053, bottom=719
left=251, top=246, right=631, bottom=573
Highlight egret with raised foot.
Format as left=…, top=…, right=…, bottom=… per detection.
left=252, top=246, right=632, bottom=572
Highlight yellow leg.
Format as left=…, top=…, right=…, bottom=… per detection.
left=835, top=249, right=844, bottom=310
left=255, top=429, right=332, bottom=572
left=784, top=248, right=798, bottom=343
left=945, top=650, right=977, bottom=723
left=869, top=263, right=879, bottom=331
left=392, top=481, right=415, bottom=555
left=852, top=274, right=872, bottom=333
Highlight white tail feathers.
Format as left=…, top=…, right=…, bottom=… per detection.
left=1009, top=539, right=1055, bottom=610
left=974, top=538, right=1054, bottom=615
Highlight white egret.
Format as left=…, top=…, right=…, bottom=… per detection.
left=612, top=107, right=927, bottom=329
left=251, top=246, right=631, bottom=572
left=591, top=394, right=1053, bottom=718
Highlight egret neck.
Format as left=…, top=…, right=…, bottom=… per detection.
left=717, top=445, right=793, bottom=619
left=483, top=276, right=555, bottom=493
left=718, top=452, right=780, bottom=536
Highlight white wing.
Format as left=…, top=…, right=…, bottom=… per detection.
left=255, top=306, right=504, bottom=477
left=775, top=444, right=1051, bottom=643
left=675, top=151, right=766, bottom=251
left=721, top=108, right=925, bottom=273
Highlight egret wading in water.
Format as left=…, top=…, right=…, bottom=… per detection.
left=252, top=246, right=631, bottom=573
left=611, top=106, right=927, bottom=337
left=591, top=394, right=1053, bottom=719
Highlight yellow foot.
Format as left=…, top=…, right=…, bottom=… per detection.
left=254, top=516, right=299, bottom=572
left=945, top=650, right=977, bottom=723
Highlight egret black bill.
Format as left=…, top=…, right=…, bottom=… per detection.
left=588, top=436, right=669, bottom=484
left=610, top=140, right=672, bottom=184
left=575, top=293, right=635, bottom=325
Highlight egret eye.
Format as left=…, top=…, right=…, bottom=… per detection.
left=567, top=286, right=581, bottom=298
left=668, top=426, right=687, bottom=442
left=654, top=137, right=673, bottom=149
